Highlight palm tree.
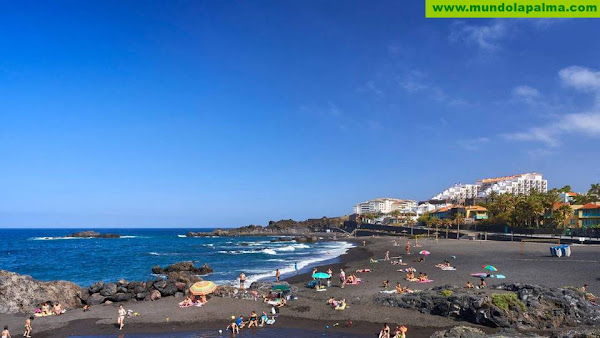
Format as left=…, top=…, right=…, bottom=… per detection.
left=391, top=210, right=400, bottom=224
left=553, top=204, right=573, bottom=229
left=454, top=213, right=465, bottom=239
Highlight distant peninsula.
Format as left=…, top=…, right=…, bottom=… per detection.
left=68, top=231, right=121, bottom=238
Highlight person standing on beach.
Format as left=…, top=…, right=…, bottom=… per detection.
left=294, top=262, right=298, bottom=274
left=312, top=268, right=317, bottom=279
left=23, top=316, right=33, bottom=337
left=275, top=269, right=280, bottom=282
left=378, top=323, right=390, bottom=338
left=339, top=269, right=346, bottom=289
left=117, top=304, right=126, bottom=330
left=384, top=250, right=390, bottom=261
left=326, top=268, right=333, bottom=287
left=239, top=272, right=246, bottom=290
left=405, top=241, right=411, bottom=255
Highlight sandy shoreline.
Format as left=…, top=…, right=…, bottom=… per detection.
left=2, top=236, right=599, bottom=337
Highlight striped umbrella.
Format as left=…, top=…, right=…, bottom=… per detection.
left=189, top=281, right=217, bottom=295
left=482, top=265, right=498, bottom=272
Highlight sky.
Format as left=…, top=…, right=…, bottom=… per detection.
left=1, top=1, right=599, bottom=228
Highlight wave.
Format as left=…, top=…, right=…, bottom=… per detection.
left=217, top=248, right=277, bottom=255
left=31, top=235, right=140, bottom=240
left=241, top=241, right=355, bottom=286
left=275, top=245, right=295, bottom=252
left=177, top=235, right=187, bottom=238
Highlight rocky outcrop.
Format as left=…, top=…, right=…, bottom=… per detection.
left=68, top=231, right=120, bottom=238
left=0, top=270, right=85, bottom=314
left=376, top=284, right=600, bottom=330
left=187, top=216, right=347, bottom=237
left=82, top=262, right=213, bottom=306
left=430, top=326, right=545, bottom=338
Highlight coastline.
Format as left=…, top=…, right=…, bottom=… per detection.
left=3, top=236, right=600, bottom=337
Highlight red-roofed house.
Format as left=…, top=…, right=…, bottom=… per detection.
left=573, top=203, right=600, bottom=227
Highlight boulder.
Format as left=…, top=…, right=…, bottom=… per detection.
left=108, top=293, right=132, bottom=302
left=89, top=281, right=104, bottom=293
left=99, top=283, right=117, bottom=297
left=135, top=292, right=147, bottom=300
left=153, top=280, right=167, bottom=290
left=134, top=285, right=146, bottom=294
left=174, top=292, right=184, bottom=298
left=160, top=283, right=178, bottom=296
left=0, top=270, right=85, bottom=314
left=153, top=262, right=213, bottom=276
left=86, top=293, right=106, bottom=305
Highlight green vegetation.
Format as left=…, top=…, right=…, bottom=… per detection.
left=491, top=293, right=526, bottom=312
left=479, top=183, right=599, bottom=229
left=440, top=289, right=453, bottom=297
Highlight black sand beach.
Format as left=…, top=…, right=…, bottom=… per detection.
left=2, top=236, right=599, bottom=337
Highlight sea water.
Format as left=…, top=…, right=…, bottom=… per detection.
left=0, top=228, right=353, bottom=286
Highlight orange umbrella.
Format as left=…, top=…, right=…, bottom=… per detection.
left=189, top=281, right=217, bottom=295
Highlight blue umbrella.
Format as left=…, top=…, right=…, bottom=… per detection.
left=312, top=272, right=330, bottom=279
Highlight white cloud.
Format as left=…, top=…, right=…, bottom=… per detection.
left=513, top=85, right=541, bottom=100
left=399, top=70, right=428, bottom=92
left=559, top=66, right=600, bottom=93
left=450, top=20, right=508, bottom=51
left=457, top=137, right=490, bottom=151
left=502, top=66, right=600, bottom=147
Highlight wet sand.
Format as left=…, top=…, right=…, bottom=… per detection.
left=2, top=236, right=598, bottom=337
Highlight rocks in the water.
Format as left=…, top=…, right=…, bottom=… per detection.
left=68, top=231, right=120, bottom=238
left=430, top=326, right=546, bottom=338
left=152, top=261, right=213, bottom=276
left=377, top=284, right=600, bottom=330
left=0, top=270, right=85, bottom=314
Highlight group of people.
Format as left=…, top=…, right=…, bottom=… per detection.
left=178, top=295, right=207, bottom=308
left=37, top=302, right=64, bottom=316
left=226, top=311, right=274, bottom=334
left=378, top=323, right=408, bottom=338
left=326, top=297, right=347, bottom=310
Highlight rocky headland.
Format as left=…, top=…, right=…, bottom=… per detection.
left=187, top=216, right=348, bottom=237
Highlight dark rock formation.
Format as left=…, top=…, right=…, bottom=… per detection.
left=376, top=284, right=600, bottom=330
left=187, top=216, right=347, bottom=237
left=68, top=231, right=120, bottom=238
left=0, top=270, right=85, bottom=314
left=430, top=326, right=545, bottom=338
left=151, top=261, right=212, bottom=276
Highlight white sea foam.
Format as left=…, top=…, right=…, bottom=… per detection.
left=217, top=248, right=277, bottom=255
left=275, top=245, right=295, bottom=252
left=31, top=235, right=140, bottom=240
left=241, top=241, right=355, bottom=286
left=177, top=235, right=187, bottom=238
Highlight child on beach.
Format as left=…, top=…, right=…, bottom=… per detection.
left=227, top=316, right=239, bottom=334
left=275, top=269, right=280, bottom=282
left=23, top=316, right=33, bottom=337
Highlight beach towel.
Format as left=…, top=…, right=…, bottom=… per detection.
left=441, top=267, right=456, bottom=271
left=34, top=313, right=53, bottom=317
left=334, top=303, right=347, bottom=310
left=417, top=279, right=434, bottom=283
left=179, top=304, right=193, bottom=308
left=378, top=290, right=396, bottom=294
left=405, top=278, right=418, bottom=282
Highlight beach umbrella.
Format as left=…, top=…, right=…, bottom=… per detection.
left=482, top=265, right=498, bottom=272
left=494, top=274, right=506, bottom=279
left=272, top=284, right=290, bottom=292
left=312, top=272, right=331, bottom=279
left=419, top=250, right=430, bottom=256
left=189, top=281, right=217, bottom=295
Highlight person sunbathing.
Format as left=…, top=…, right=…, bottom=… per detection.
left=370, top=258, right=379, bottom=263
left=179, top=297, right=194, bottom=307
left=276, top=298, right=287, bottom=308
left=418, top=273, right=428, bottom=282
left=405, top=271, right=415, bottom=280
left=334, top=299, right=346, bottom=310
left=382, top=280, right=390, bottom=288
left=41, top=303, right=51, bottom=315
left=479, top=278, right=487, bottom=288
left=395, top=283, right=404, bottom=294
left=198, top=295, right=207, bottom=304
left=53, top=302, right=64, bottom=315
left=327, top=297, right=336, bottom=306
left=356, top=268, right=371, bottom=273
left=465, top=281, right=474, bottom=289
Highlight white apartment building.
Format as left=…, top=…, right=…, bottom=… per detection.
left=431, top=173, right=548, bottom=201
left=476, top=173, right=547, bottom=198
left=353, top=198, right=417, bottom=215
left=431, top=184, right=479, bottom=201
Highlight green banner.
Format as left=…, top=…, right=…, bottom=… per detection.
left=426, top=0, right=600, bottom=17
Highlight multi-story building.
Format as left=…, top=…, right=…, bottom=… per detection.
left=431, top=173, right=548, bottom=201
left=427, top=205, right=488, bottom=223
left=572, top=203, right=600, bottom=227
left=476, top=173, right=547, bottom=198
left=352, top=198, right=416, bottom=215
left=431, top=184, right=479, bottom=201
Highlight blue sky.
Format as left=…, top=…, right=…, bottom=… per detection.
left=1, top=1, right=599, bottom=228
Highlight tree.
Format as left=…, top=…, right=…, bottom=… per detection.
left=454, top=213, right=465, bottom=239
left=391, top=210, right=400, bottom=224
left=558, top=185, right=571, bottom=193
left=553, top=204, right=573, bottom=228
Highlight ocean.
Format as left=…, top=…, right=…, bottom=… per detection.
left=0, top=228, right=353, bottom=286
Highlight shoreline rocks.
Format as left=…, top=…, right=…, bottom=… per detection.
left=376, top=284, right=600, bottom=330
left=187, top=217, right=347, bottom=237
left=0, top=270, right=85, bottom=314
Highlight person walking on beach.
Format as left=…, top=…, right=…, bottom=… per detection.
left=294, top=262, right=298, bottom=274
left=239, top=272, right=246, bottom=290
left=275, top=269, right=280, bottom=282
left=23, top=316, right=33, bottom=337
left=117, top=304, right=126, bottom=330
left=2, top=325, right=11, bottom=338
left=326, top=268, right=333, bottom=287
left=384, top=250, right=390, bottom=261
left=339, top=269, right=346, bottom=289
left=405, top=241, right=411, bottom=255
left=312, top=268, right=317, bottom=279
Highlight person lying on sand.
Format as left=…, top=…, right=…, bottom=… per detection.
left=179, top=297, right=194, bottom=307
left=417, top=272, right=428, bottom=282
left=405, top=271, right=415, bottom=280
left=356, top=268, right=372, bottom=273
left=370, top=258, right=379, bottom=263
left=345, top=274, right=359, bottom=284
left=382, top=280, right=390, bottom=288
